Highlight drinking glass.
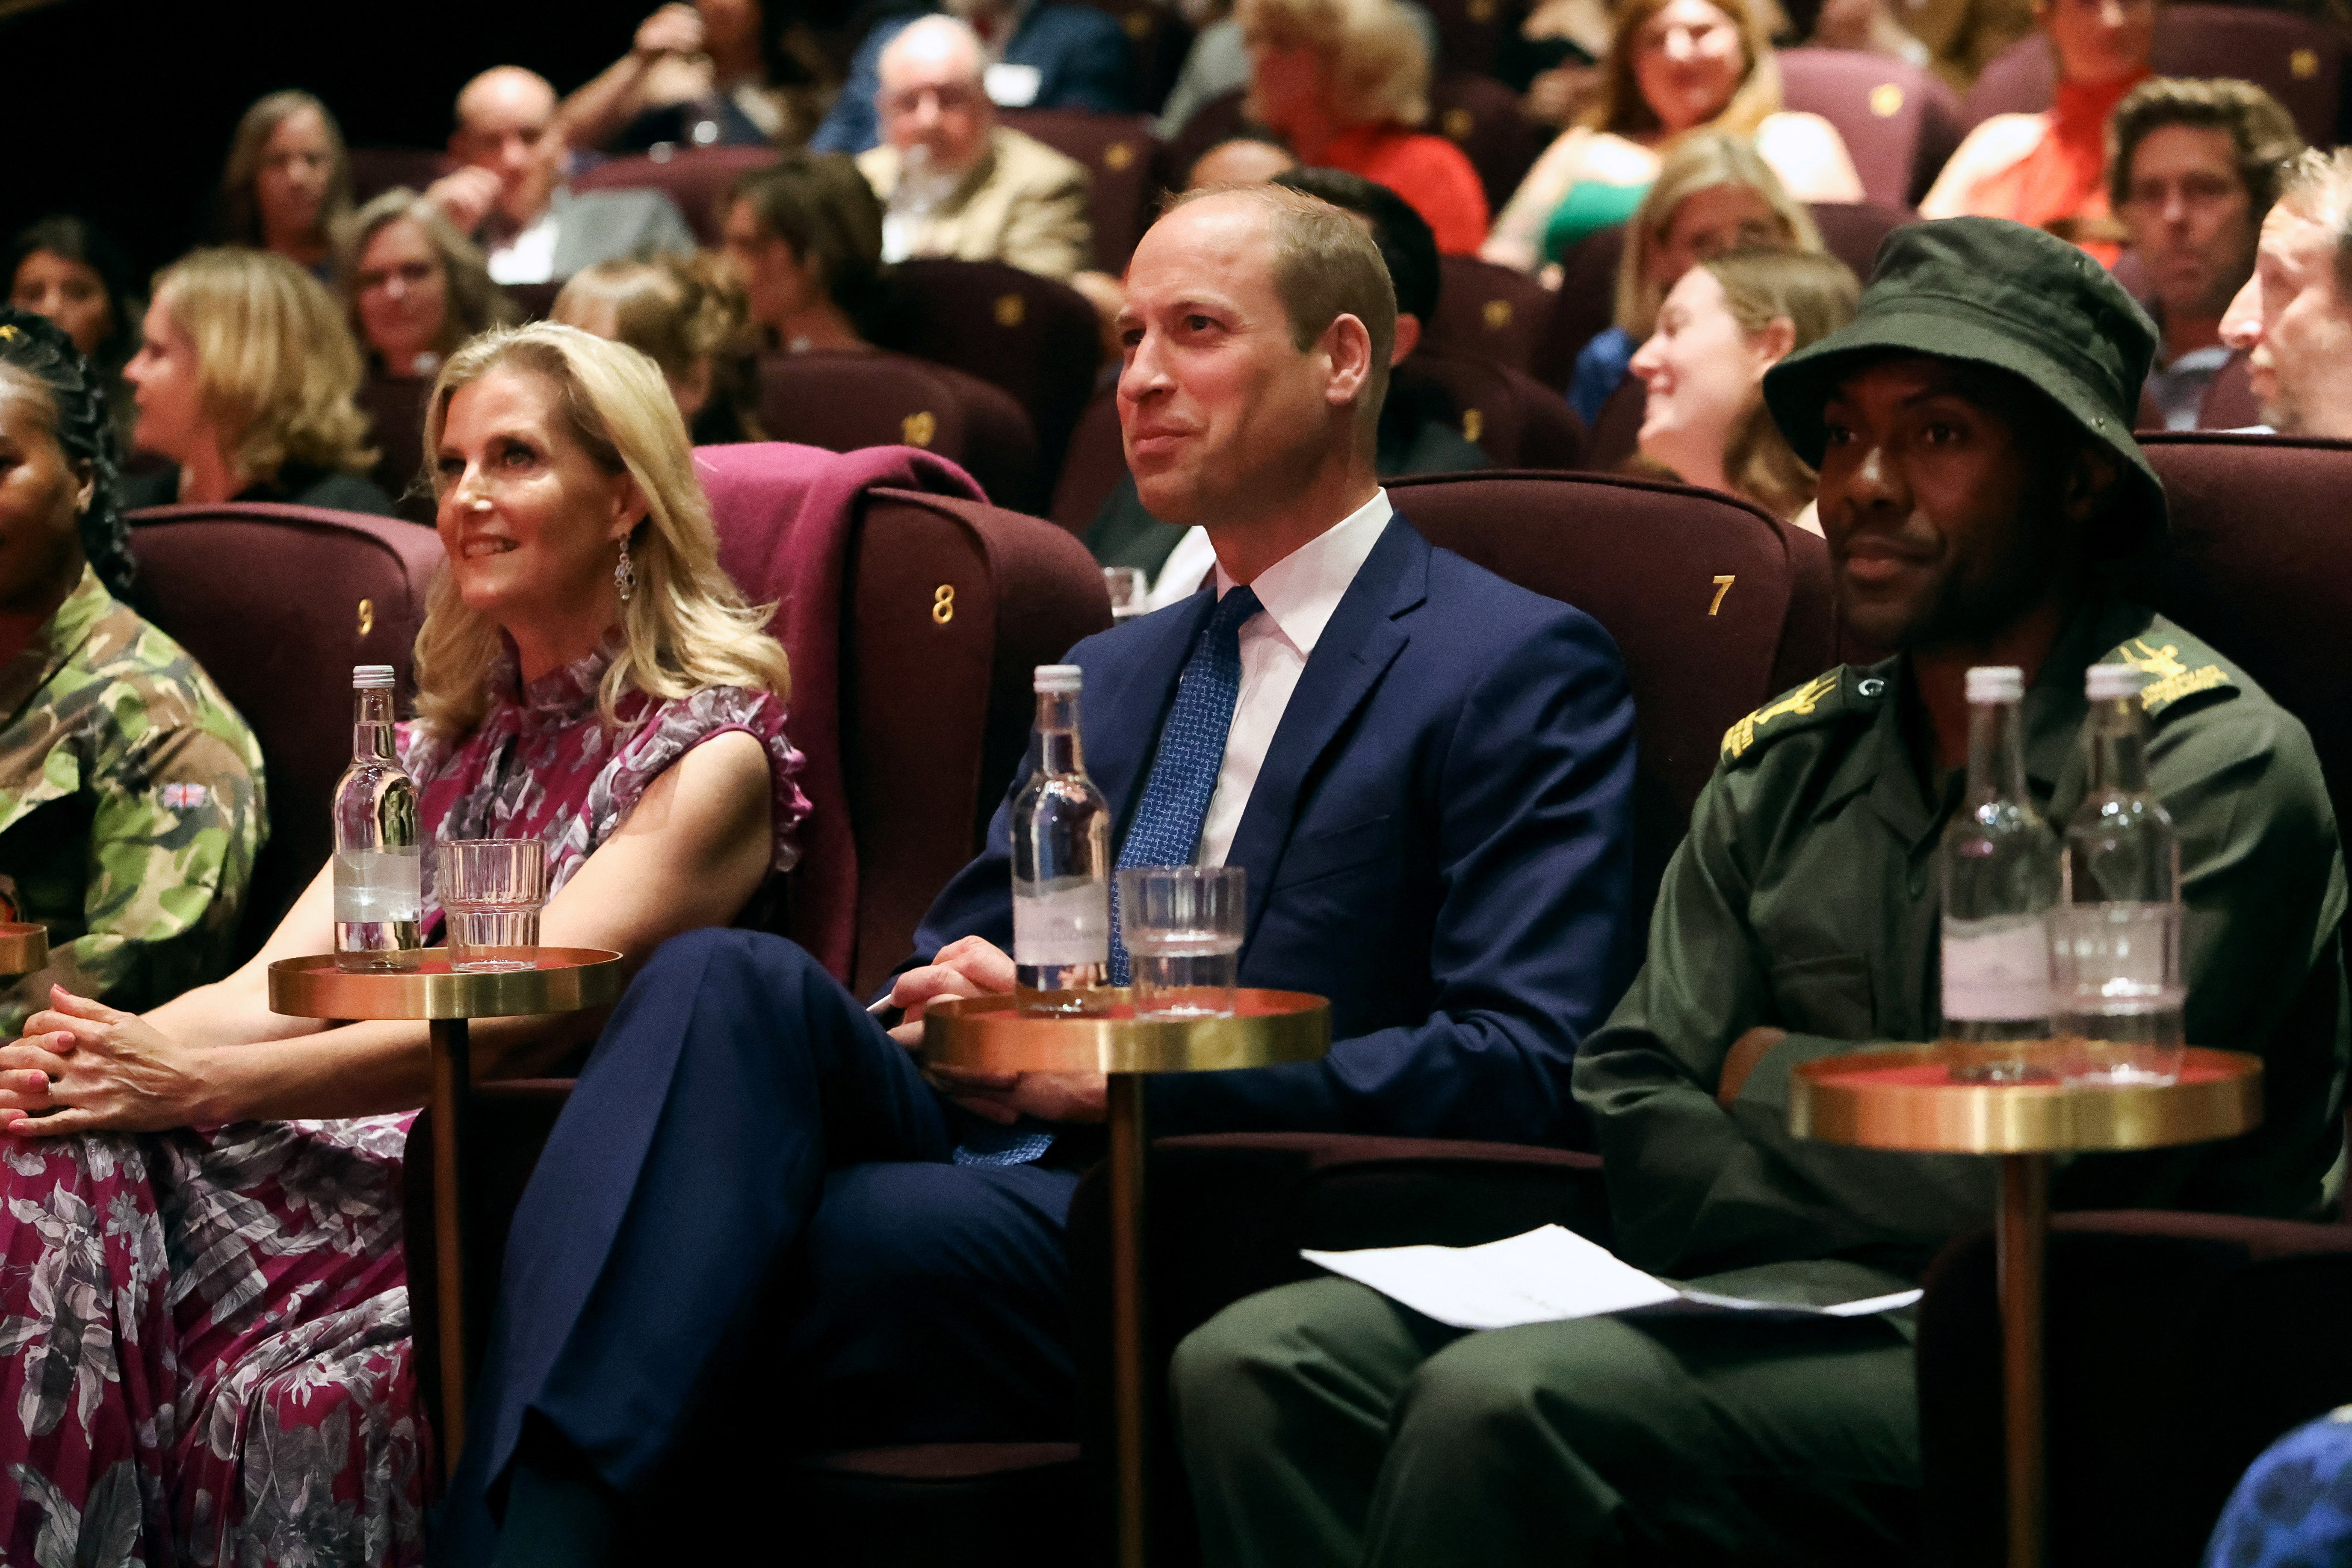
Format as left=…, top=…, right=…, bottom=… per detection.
left=2052, top=902, right=2186, bottom=1085
left=438, top=839, right=547, bottom=973
left=1103, top=567, right=1147, bottom=620
left=1118, top=865, right=1245, bottom=1019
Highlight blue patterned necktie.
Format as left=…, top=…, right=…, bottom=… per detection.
left=1108, top=585, right=1262, bottom=984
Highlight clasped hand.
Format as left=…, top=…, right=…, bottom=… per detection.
left=885, top=936, right=1107, bottom=1125
left=0, top=987, right=216, bottom=1136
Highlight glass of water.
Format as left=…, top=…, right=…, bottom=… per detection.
left=438, top=839, right=547, bottom=973
left=1119, top=865, right=1245, bottom=1019
left=1103, top=567, right=1147, bottom=620
left=2052, top=902, right=2185, bottom=1085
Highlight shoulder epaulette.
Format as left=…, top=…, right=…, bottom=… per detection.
left=2103, top=637, right=2238, bottom=722
left=1720, top=666, right=1887, bottom=764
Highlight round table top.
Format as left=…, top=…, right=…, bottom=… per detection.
left=267, top=949, right=625, bottom=1022
left=0, top=924, right=45, bottom=976
left=923, top=989, right=1332, bottom=1074
left=1789, top=1045, right=2263, bottom=1155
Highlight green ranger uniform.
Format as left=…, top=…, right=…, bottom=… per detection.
left=0, top=564, right=267, bottom=1034
left=1170, top=221, right=2349, bottom=1567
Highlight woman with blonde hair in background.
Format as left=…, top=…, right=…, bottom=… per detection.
left=1628, top=246, right=1859, bottom=526
left=554, top=251, right=768, bottom=445
left=1483, top=0, right=1860, bottom=272
left=216, top=88, right=355, bottom=278
left=340, top=186, right=519, bottom=379
left=119, top=246, right=394, bottom=512
left=0, top=322, right=808, bottom=1565
left=1564, top=133, right=1823, bottom=423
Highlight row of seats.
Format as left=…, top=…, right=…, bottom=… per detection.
left=125, top=428, right=2352, bottom=1565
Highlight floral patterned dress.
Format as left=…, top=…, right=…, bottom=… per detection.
left=0, top=642, right=805, bottom=1566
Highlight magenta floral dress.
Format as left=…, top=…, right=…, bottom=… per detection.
left=0, top=641, right=806, bottom=1566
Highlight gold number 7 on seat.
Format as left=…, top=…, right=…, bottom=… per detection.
left=1709, top=575, right=1735, bottom=616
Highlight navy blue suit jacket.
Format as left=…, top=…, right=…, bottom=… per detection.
left=811, top=3, right=1135, bottom=154
left=910, top=515, right=1639, bottom=1148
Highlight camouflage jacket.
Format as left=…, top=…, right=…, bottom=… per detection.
left=0, top=567, right=266, bottom=1034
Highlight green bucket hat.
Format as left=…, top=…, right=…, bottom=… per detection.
left=1761, top=216, right=2167, bottom=537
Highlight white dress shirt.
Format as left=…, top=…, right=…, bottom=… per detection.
left=487, top=208, right=561, bottom=286
left=1194, top=488, right=1392, bottom=868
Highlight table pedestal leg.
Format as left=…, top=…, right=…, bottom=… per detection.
left=1999, top=1152, right=2049, bottom=1568
left=1108, top=1072, right=1150, bottom=1568
left=430, top=1016, right=471, bottom=1485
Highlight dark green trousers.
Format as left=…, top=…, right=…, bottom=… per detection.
left=1171, top=1274, right=1921, bottom=1568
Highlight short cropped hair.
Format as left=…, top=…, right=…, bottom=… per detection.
left=726, top=153, right=889, bottom=339
left=152, top=247, right=376, bottom=482
left=2108, top=77, right=2306, bottom=217
left=1164, top=183, right=1398, bottom=428
left=1238, top=0, right=1431, bottom=130
left=2275, top=146, right=2352, bottom=295
left=1272, top=166, right=1439, bottom=324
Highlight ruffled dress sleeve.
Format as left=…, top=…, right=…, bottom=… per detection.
left=588, top=687, right=811, bottom=874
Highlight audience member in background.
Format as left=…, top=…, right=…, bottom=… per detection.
left=215, top=89, right=353, bottom=281
left=442, top=182, right=1635, bottom=1567
left=553, top=252, right=767, bottom=443
left=0, top=310, right=263, bottom=1039
left=1500, top=0, right=1609, bottom=127
left=340, top=187, right=520, bottom=380
left=2204, top=1409, right=2352, bottom=1568
left=1919, top=0, right=2157, bottom=259
left=720, top=153, right=892, bottom=352
left=1566, top=133, right=1823, bottom=424
left=1189, top=133, right=1304, bottom=187
left=559, top=0, right=792, bottom=152
left=1091, top=165, right=1489, bottom=593
left=7, top=215, right=142, bottom=445
left=1172, top=216, right=2345, bottom=1568
left=0, top=322, right=807, bottom=1568
left=1238, top=0, right=1489, bottom=255
left=1484, top=0, right=1861, bottom=272
left=2112, top=78, right=2303, bottom=429
left=425, top=66, right=697, bottom=287
left=1628, top=247, right=1859, bottom=527
left=812, top=0, right=1134, bottom=154
left=857, top=15, right=1093, bottom=278
left=2220, top=147, right=2352, bottom=437
left=1807, top=0, right=2034, bottom=91
left=119, top=249, right=392, bottom=514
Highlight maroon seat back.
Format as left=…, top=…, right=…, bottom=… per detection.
left=350, top=146, right=450, bottom=204
left=1430, top=71, right=1546, bottom=212
left=126, top=503, right=445, bottom=958
left=878, top=259, right=1104, bottom=484
left=1808, top=199, right=1912, bottom=283
left=1966, top=9, right=2347, bottom=142
left=758, top=350, right=1044, bottom=514
left=1584, top=371, right=1647, bottom=472
left=505, top=281, right=563, bottom=321
left=1422, top=0, right=1512, bottom=74
left=357, top=375, right=433, bottom=524
left=1001, top=109, right=1162, bottom=274
left=1529, top=224, right=1628, bottom=392
left=1778, top=49, right=1965, bottom=208
left=1384, top=469, right=1844, bottom=908
left=2197, top=351, right=2262, bottom=429
left=573, top=146, right=779, bottom=245
left=1422, top=256, right=1557, bottom=372
left=1051, top=387, right=1127, bottom=534
left=1391, top=354, right=1587, bottom=470
left=1961, top=33, right=2058, bottom=126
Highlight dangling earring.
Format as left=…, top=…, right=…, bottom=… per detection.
left=614, top=538, right=637, bottom=603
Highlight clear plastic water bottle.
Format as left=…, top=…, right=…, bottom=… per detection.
left=332, top=665, right=422, bottom=972
left=2056, top=664, right=2185, bottom=1084
left=1939, top=665, right=2060, bottom=1082
left=1011, top=664, right=1111, bottom=1016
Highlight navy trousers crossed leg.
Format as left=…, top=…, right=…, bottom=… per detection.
left=434, top=927, right=1081, bottom=1561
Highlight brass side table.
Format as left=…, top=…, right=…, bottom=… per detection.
left=1790, top=1047, right=2263, bottom=1568
left=925, top=989, right=1332, bottom=1568
left=0, top=924, right=47, bottom=974
left=268, top=949, right=624, bottom=1479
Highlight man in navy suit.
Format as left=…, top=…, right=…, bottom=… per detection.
left=436, top=183, right=1637, bottom=1565
left=810, top=0, right=1135, bottom=155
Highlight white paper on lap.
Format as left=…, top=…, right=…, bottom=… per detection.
left=1301, top=1225, right=1922, bottom=1332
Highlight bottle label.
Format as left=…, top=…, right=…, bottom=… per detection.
left=334, top=847, right=423, bottom=922
left=1942, top=918, right=2052, bottom=1021
left=1013, top=880, right=1108, bottom=966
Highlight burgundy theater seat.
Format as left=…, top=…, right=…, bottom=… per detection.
left=1422, top=0, right=1513, bottom=75
left=1050, top=387, right=1127, bottom=535
left=2197, top=351, right=2262, bottom=430
left=1528, top=222, right=1629, bottom=393
left=350, top=146, right=450, bottom=204
left=1421, top=255, right=1557, bottom=372
left=1779, top=48, right=1965, bottom=209
left=1000, top=109, right=1163, bottom=275
left=1390, top=352, right=1588, bottom=469
left=1430, top=70, right=1548, bottom=213
left=759, top=349, right=1046, bottom=514
left=125, top=503, right=444, bottom=957
left=878, top=259, right=1105, bottom=485
left=1809, top=199, right=1912, bottom=282
left=572, top=145, right=779, bottom=246
left=504, top=281, right=563, bottom=322
left=357, top=374, right=433, bottom=524
left=1583, top=370, right=1647, bottom=472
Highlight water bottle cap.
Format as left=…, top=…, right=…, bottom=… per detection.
left=1965, top=666, right=2024, bottom=704
left=352, top=664, right=395, bottom=688
left=2084, top=663, right=2150, bottom=701
left=1034, top=664, right=1083, bottom=694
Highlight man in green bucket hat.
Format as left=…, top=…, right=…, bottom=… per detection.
left=1165, top=218, right=2349, bottom=1567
